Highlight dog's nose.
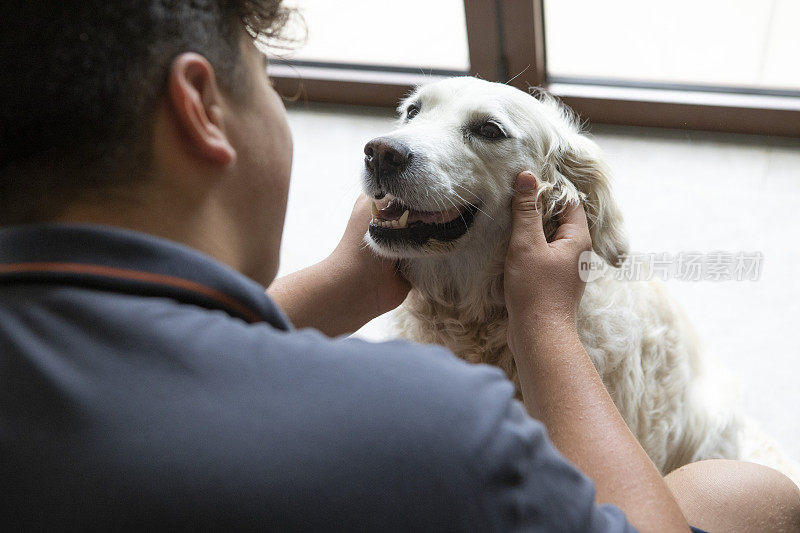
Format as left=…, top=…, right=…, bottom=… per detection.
left=364, top=137, right=412, bottom=181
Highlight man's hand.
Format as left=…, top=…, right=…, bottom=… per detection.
left=268, top=195, right=410, bottom=337
left=504, top=171, right=591, bottom=351
left=329, top=195, right=411, bottom=319
left=503, top=171, right=688, bottom=532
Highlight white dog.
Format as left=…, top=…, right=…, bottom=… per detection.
left=360, top=76, right=797, bottom=479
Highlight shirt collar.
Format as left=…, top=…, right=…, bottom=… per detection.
left=0, top=223, right=292, bottom=330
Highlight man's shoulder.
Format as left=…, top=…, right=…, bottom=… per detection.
left=172, top=298, right=510, bottom=398
left=206, top=313, right=519, bottom=435
left=96, top=294, right=522, bottom=446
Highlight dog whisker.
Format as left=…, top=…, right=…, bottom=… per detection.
left=451, top=191, right=496, bottom=222
left=505, top=64, right=531, bottom=86
left=430, top=191, right=446, bottom=215
left=439, top=193, right=468, bottom=229
left=452, top=184, right=484, bottom=202
left=452, top=187, right=496, bottom=222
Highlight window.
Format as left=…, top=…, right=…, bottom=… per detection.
left=545, top=0, right=800, bottom=92
left=269, top=0, right=800, bottom=136
left=281, top=0, right=469, bottom=73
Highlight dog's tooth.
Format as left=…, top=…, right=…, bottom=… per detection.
left=371, top=201, right=379, bottom=218
left=399, top=210, right=409, bottom=228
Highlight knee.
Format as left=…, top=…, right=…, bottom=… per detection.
left=770, top=470, right=800, bottom=531
left=755, top=465, right=800, bottom=532
left=665, top=459, right=800, bottom=533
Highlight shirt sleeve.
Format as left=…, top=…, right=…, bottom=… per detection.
left=465, top=368, right=638, bottom=532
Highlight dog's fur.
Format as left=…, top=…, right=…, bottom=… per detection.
left=361, top=76, right=798, bottom=479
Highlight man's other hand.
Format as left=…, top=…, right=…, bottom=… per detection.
left=330, top=195, right=411, bottom=320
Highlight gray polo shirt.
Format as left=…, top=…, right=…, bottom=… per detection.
left=0, top=224, right=634, bottom=531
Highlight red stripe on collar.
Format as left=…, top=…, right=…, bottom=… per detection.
left=0, top=262, right=263, bottom=324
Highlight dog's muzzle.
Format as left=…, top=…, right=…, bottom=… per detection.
left=362, top=137, right=480, bottom=250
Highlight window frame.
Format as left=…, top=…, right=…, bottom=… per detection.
left=269, top=0, right=800, bottom=137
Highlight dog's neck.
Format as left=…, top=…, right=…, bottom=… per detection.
left=398, top=213, right=561, bottom=323
left=398, top=238, right=520, bottom=391
left=400, top=236, right=509, bottom=324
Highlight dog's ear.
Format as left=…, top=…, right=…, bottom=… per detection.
left=538, top=134, right=629, bottom=266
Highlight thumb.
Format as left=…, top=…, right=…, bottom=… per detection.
left=510, top=171, right=546, bottom=247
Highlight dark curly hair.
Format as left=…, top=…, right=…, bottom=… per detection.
left=0, top=0, right=294, bottom=224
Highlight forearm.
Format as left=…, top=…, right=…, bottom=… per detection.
left=267, top=257, right=377, bottom=337
left=512, top=320, right=688, bottom=533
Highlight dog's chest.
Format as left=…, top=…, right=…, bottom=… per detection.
left=396, top=291, right=520, bottom=389
left=393, top=279, right=721, bottom=474
left=393, top=281, right=662, bottom=422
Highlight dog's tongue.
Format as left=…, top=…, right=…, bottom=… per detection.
left=378, top=199, right=405, bottom=219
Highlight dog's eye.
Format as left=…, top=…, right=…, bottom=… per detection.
left=476, top=121, right=506, bottom=139
left=406, top=104, right=420, bottom=120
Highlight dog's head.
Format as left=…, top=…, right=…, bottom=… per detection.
left=362, top=76, right=628, bottom=267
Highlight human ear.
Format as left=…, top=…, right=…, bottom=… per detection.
left=167, top=52, right=236, bottom=166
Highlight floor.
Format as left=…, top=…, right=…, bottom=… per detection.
left=279, top=102, right=800, bottom=460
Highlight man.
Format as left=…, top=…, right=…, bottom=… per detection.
left=2, top=1, right=798, bottom=531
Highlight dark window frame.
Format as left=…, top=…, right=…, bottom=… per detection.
left=269, top=0, right=800, bottom=137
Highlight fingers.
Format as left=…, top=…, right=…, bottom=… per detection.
left=333, top=195, right=372, bottom=255
left=352, top=194, right=370, bottom=216
left=553, top=200, right=591, bottom=247
left=347, top=194, right=372, bottom=228
left=509, top=171, right=547, bottom=249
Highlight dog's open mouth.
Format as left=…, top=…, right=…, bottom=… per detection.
left=368, top=194, right=479, bottom=246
